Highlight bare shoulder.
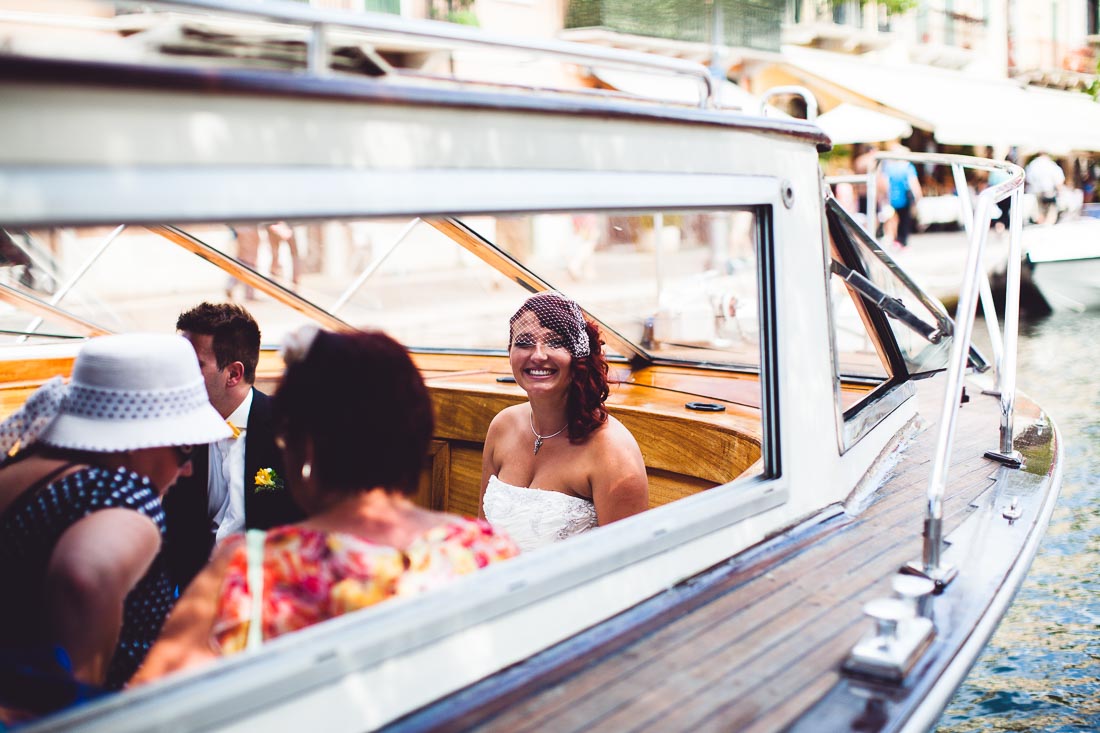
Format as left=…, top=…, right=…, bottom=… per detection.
left=589, top=414, right=643, bottom=457
left=49, top=508, right=161, bottom=592
left=486, top=403, right=526, bottom=438
left=586, top=416, right=649, bottom=524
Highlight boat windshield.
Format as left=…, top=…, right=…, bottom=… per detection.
left=825, top=199, right=967, bottom=378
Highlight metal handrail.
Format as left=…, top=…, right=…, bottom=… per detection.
left=827, top=152, right=1025, bottom=583
left=132, top=0, right=718, bottom=108
left=148, top=226, right=357, bottom=334
left=896, top=154, right=1023, bottom=583
left=760, top=86, right=818, bottom=121
left=17, top=225, right=126, bottom=343
left=827, top=153, right=1018, bottom=387
left=869, top=153, right=1020, bottom=393
left=0, top=282, right=112, bottom=338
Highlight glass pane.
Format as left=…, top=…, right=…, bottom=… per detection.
left=315, top=217, right=529, bottom=350
left=5, top=211, right=767, bottom=378
left=462, top=209, right=763, bottom=371
left=827, top=201, right=954, bottom=377
left=828, top=269, right=891, bottom=381
left=0, top=225, right=326, bottom=347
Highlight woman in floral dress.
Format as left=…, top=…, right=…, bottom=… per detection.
left=134, top=329, right=517, bottom=679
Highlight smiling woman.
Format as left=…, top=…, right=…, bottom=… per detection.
left=479, top=292, right=649, bottom=552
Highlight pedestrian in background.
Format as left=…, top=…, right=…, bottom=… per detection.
left=1025, top=153, right=1066, bottom=226
left=881, top=141, right=922, bottom=248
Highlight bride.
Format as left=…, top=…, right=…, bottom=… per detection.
left=480, top=291, right=648, bottom=552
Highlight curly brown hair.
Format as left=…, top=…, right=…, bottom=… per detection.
left=565, top=320, right=609, bottom=443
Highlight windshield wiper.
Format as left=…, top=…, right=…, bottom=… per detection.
left=831, top=260, right=943, bottom=344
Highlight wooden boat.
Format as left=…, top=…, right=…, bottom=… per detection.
left=0, top=2, right=1062, bottom=731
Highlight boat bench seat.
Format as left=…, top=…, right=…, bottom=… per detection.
left=414, top=377, right=762, bottom=516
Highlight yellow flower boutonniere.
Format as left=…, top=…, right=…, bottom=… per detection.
left=254, top=467, right=284, bottom=492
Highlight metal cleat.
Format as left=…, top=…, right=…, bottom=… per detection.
left=844, top=595, right=935, bottom=683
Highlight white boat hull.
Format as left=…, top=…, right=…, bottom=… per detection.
left=1025, top=220, right=1100, bottom=312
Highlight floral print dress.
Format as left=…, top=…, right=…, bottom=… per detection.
left=212, top=519, right=518, bottom=653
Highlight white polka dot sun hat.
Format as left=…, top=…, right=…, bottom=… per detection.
left=36, top=333, right=232, bottom=452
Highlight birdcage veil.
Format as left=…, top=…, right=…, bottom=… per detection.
left=508, top=291, right=591, bottom=359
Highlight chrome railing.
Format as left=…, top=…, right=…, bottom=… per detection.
left=760, top=86, right=818, bottom=121
left=24, top=0, right=718, bottom=109
left=828, top=152, right=1025, bottom=585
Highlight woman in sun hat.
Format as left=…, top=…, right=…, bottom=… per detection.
left=0, top=333, right=230, bottom=717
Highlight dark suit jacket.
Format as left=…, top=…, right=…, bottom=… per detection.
left=162, top=389, right=304, bottom=591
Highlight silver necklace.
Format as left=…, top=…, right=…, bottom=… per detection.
left=530, top=413, right=567, bottom=455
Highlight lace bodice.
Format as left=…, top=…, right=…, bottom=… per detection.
left=483, top=475, right=597, bottom=553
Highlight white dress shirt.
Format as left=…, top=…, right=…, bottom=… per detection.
left=208, top=388, right=253, bottom=542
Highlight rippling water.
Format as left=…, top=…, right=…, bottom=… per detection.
left=937, top=310, right=1100, bottom=732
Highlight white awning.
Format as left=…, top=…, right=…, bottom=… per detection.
left=815, top=103, right=912, bottom=145
left=780, top=46, right=1100, bottom=153
left=591, top=67, right=790, bottom=117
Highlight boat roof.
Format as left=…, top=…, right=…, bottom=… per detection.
left=0, top=1, right=830, bottom=165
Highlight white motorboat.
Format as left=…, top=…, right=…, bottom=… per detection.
left=0, top=2, right=1061, bottom=732
left=1024, top=219, right=1100, bottom=312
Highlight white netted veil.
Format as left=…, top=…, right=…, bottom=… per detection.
left=508, top=291, right=590, bottom=358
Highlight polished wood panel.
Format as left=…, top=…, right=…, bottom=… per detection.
left=447, top=444, right=484, bottom=519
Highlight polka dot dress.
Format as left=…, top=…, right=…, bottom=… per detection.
left=0, top=466, right=174, bottom=690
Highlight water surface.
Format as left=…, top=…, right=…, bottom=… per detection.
left=937, top=310, right=1100, bottom=731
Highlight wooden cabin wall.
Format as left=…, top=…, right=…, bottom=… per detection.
left=422, top=385, right=761, bottom=515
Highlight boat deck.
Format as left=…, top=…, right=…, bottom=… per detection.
left=389, top=376, right=1058, bottom=733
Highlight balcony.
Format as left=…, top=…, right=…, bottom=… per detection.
left=564, top=0, right=785, bottom=53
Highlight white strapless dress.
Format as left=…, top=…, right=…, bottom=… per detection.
left=483, top=475, right=598, bottom=553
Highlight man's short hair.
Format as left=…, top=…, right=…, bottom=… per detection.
left=177, top=302, right=261, bottom=383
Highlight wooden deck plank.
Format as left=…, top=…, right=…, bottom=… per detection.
left=461, top=388, right=1006, bottom=733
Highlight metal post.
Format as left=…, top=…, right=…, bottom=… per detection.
left=18, top=225, right=126, bottom=342
left=918, top=193, right=997, bottom=586
left=330, top=218, right=420, bottom=316
left=951, top=163, right=1003, bottom=387
left=654, top=212, right=665, bottom=300
left=985, top=187, right=1023, bottom=466
left=309, top=22, right=328, bottom=76
left=865, top=167, right=876, bottom=232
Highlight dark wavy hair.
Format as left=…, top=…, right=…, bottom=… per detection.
left=273, top=329, right=433, bottom=496
left=510, top=295, right=609, bottom=443
left=565, top=321, right=609, bottom=443
left=176, top=302, right=261, bottom=383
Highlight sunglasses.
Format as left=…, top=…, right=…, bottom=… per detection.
left=173, top=444, right=196, bottom=467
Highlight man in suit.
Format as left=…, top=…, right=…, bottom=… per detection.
left=163, top=302, right=304, bottom=591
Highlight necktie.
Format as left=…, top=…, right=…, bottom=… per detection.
left=226, top=420, right=242, bottom=439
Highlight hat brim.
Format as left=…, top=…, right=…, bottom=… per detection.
left=41, top=402, right=232, bottom=452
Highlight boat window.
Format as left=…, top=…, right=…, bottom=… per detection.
left=2, top=211, right=768, bottom=377
left=825, top=200, right=956, bottom=378
left=827, top=258, right=892, bottom=385
left=0, top=225, right=326, bottom=346
left=458, top=209, right=765, bottom=371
